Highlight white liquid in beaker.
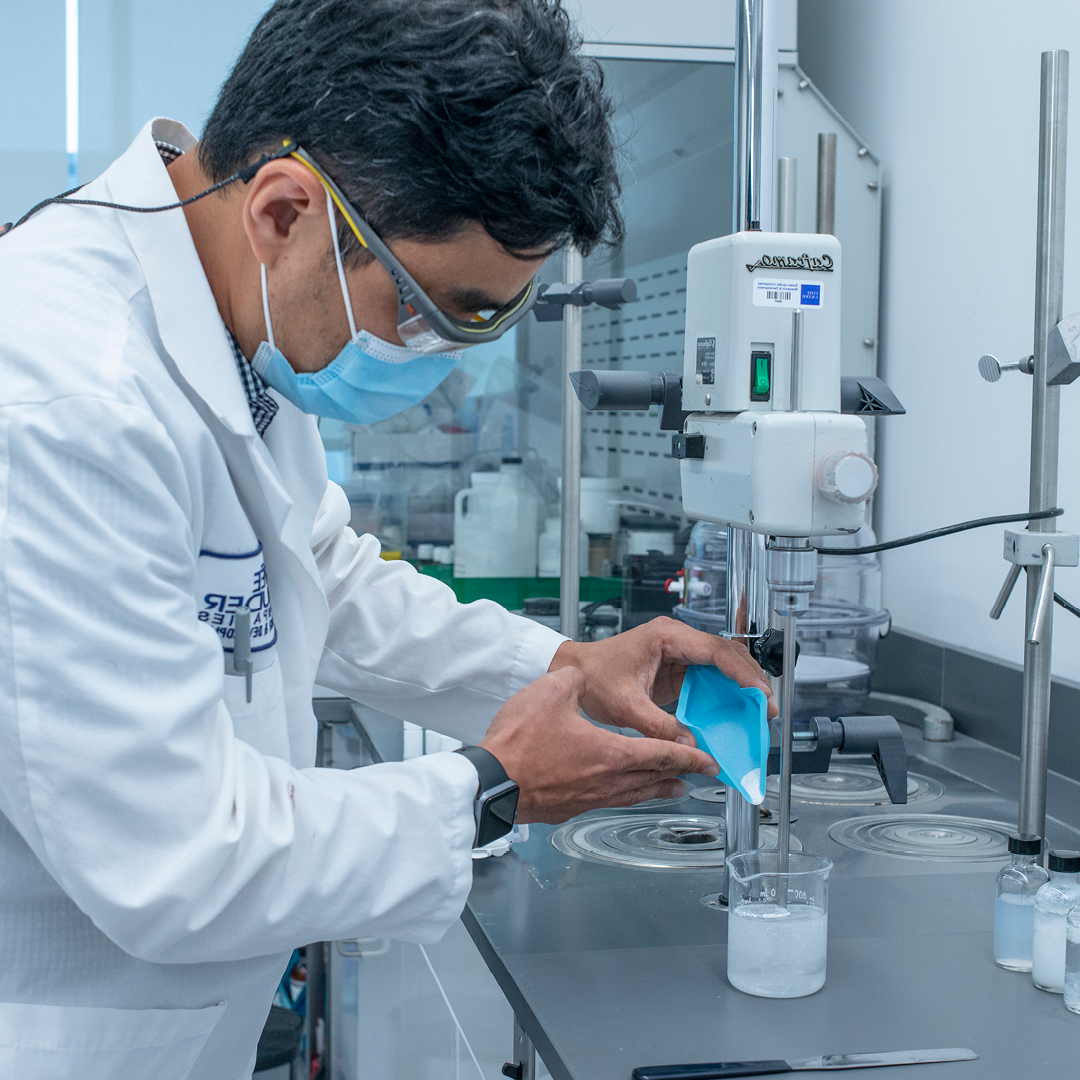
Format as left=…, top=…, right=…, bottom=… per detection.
left=727, top=902, right=827, bottom=998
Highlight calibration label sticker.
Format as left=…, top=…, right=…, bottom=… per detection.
left=695, top=337, right=716, bottom=385
left=752, top=280, right=824, bottom=307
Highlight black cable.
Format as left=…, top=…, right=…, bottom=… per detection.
left=1, top=146, right=291, bottom=236
left=1054, top=591, right=1080, bottom=621
left=815, top=507, right=1064, bottom=556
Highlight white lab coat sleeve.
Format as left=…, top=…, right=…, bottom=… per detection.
left=0, top=395, right=478, bottom=964
left=313, top=481, right=567, bottom=743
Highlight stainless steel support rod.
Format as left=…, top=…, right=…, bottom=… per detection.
left=777, top=612, right=797, bottom=884
left=789, top=307, right=803, bottom=411
left=816, top=133, right=836, bottom=235
left=560, top=245, right=584, bottom=641
left=777, top=156, right=797, bottom=232
left=1019, top=50, right=1069, bottom=842
left=733, top=0, right=764, bottom=232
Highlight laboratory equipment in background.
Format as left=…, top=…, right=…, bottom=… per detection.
left=622, top=552, right=684, bottom=630
left=1031, top=850, right=1080, bottom=993
left=673, top=520, right=729, bottom=634
left=616, top=514, right=681, bottom=563
left=569, top=0, right=903, bottom=916
left=515, top=596, right=620, bottom=641
left=994, top=834, right=1050, bottom=972
left=673, top=524, right=891, bottom=716
left=795, top=527, right=891, bottom=717
left=725, top=851, right=832, bottom=999
left=453, top=458, right=541, bottom=577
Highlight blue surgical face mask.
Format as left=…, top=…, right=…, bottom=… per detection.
left=250, top=189, right=461, bottom=425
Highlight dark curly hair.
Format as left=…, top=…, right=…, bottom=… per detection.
left=199, top=0, right=623, bottom=262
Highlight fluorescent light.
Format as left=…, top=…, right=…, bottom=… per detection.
left=65, top=0, right=79, bottom=186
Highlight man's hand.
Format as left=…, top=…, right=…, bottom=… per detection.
left=547, top=616, right=777, bottom=745
left=479, top=667, right=720, bottom=824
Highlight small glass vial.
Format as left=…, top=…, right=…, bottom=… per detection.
left=995, top=834, right=1048, bottom=971
left=1032, top=849, right=1080, bottom=993
left=1065, top=906, right=1080, bottom=1014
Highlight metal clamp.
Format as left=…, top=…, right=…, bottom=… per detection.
left=1029, top=544, right=1057, bottom=646
left=1004, top=529, right=1079, bottom=566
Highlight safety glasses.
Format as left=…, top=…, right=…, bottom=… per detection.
left=284, top=144, right=538, bottom=353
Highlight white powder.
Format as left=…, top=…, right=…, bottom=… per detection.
left=741, top=768, right=763, bottom=804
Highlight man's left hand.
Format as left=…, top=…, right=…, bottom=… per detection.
left=547, top=616, right=777, bottom=744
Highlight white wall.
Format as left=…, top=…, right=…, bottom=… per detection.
left=798, top=0, right=1080, bottom=680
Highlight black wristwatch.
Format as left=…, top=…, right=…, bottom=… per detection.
left=454, top=745, right=520, bottom=847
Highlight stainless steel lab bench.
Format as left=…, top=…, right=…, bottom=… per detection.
left=348, top=704, right=1080, bottom=1079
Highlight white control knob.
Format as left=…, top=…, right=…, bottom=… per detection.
left=818, top=451, right=878, bottom=505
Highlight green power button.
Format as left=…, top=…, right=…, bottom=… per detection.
left=751, top=351, right=771, bottom=400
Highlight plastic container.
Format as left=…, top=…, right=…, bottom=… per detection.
left=673, top=523, right=889, bottom=717
left=994, top=834, right=1049, bottom=971
left=452, top=460, right=540, bottom=577
left=579, top=477, right=623, bottom=535
left=1064, top=905, right=1080, bottom=1013
left=684, top=520, right=727, bottom=616
left=537, top=516, right=589, bottom=578
left=726, top=851, right=832, bottom=998
left=794, top=527, right=890, bottom=718
left=1032, top=850, right=1080, bottom=993
left=676, top=665, right=769, bottom=803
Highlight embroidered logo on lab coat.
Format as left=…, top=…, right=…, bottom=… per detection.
left=196, top=544, right=277, bottom=653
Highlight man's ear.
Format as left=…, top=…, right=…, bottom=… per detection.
left=241, top=158, right=329, bottom=269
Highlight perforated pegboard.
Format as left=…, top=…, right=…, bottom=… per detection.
left=581, top=251, right=687, bottom=518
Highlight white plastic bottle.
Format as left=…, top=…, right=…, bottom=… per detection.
left=1032, top=849, right=1080, bottom=992
left=453, top=459, right=540, bottom=577
left=994, top=834, right=1049, bottom=971
left=537, top=516, right=589, bottom=577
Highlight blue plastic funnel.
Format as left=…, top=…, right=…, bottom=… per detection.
left=676, top=665, right=770, bottom=804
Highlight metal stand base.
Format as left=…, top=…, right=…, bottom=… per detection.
left=502, top=1017, right=536, bottom=1080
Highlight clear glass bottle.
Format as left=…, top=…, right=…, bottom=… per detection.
left=1032, top=849, right=1080, bottom=992
left=995, top=834, right=1049, bottom=971
left=1065, top=905, right=1080, bottom=1013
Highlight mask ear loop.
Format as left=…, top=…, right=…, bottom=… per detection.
left=326, top=186, right=359, bottom=341
left=260, top=264, right=277, bottom=350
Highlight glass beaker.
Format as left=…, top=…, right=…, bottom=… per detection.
left=726, top=851, right=832, bottom=998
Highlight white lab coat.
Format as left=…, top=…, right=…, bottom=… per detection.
left=0, top=119, right=564, bottom=1080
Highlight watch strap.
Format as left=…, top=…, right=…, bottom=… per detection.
left=454, top=744, right=511, bottom=791
left=454, top=745, right=519, bottom=847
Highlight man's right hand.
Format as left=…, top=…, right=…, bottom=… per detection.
left=479, top=667, right=719, bottom=824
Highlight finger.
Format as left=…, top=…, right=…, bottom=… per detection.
left=615, top=696, right=698, bottom=743
left=617, top=735, right=719, bottom=777
left=541, top=664, right=588, bottom=704
left=660, top=621, right=774, bottom=696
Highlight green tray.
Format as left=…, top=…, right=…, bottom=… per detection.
left=417, top=566, right=621, bottom=609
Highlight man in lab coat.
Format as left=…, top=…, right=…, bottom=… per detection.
left=0, top=1, right=772, bottom=1077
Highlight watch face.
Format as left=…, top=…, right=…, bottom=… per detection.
left=478, top=786, right=520, bottom=847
